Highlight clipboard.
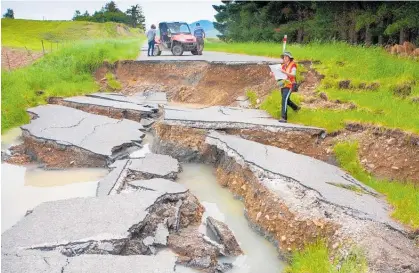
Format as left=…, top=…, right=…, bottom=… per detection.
left=269, top=64, right=287, bottom=80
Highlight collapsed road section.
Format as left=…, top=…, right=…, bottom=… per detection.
left=153, top=105, right=419, bottom=273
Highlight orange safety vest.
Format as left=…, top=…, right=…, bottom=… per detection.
left=281, top=61, right=297, bottom=88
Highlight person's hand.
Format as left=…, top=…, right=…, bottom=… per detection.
left=280, top=69, right=286, bottom=73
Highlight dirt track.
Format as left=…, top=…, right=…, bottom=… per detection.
left=1, top=47, right=43, bottom=70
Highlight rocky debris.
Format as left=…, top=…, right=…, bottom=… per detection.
left=2, top=249, right=178, bottom=273
left=152, top=125, right=418, bottom=271
left=127, top=153, right=180, bottom=180
left=128, top=178, right=188, bottom=195
left=163, top=105, right=324, bottom=134
left=20, top=105, right=144, bottom=166
left=168, top=226, right=221, bottom=271
left=206, top=217, right=243, bottom=256
left=2, top=187, right=205, bottom=273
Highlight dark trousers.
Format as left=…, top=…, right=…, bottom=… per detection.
left=196, top=37, right=204, bottom=54
left=148, top=40, right=155, bottom=56
left=281, top=87, right=298, bottom=120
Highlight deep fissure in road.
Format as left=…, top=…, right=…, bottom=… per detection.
left=2, top=61, right=419, bottom=273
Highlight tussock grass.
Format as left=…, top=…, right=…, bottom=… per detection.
left=105, top=72, right=122, bottom=90
left=1, top=39, right=143, bottom=132
left=245, top=90, right=258, bottom=107
left=334, top=141, right=419, bottom=229
left=285, top=239, right=367, bottom=273
left=1, top=19, right=142, bottom=51
left=207, top=41, right=419, bottom=133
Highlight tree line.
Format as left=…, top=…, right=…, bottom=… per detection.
left=213, top=1, right=419, bottom=45
left=73, top=1, right=145, bottom=30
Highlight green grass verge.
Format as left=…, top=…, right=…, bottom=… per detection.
left=1, top=19, right=142, bottom=51
left=334, top=141, right=419, bottom=229
left=206, top=41, right=419, bottom=133
left=246, top=90, right=258, bottom=107
left=285, top=240, right=367, bottom=273
left=1, top=38, right=143, bottom=133
left=105, top=72, right=122, bottom=90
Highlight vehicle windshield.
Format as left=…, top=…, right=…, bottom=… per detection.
left=166, top=22, right=191, bottom=34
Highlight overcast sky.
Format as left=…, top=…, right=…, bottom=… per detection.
left=1, top=0, right=220, bottom=27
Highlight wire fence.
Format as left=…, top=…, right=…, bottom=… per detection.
left=2, top=39, right=75, bottom=72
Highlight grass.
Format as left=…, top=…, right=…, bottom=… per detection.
left=206, top=41, right=419, bottom=133
left=1, top=19, right=142, bottom=51
left=105, top=72, right=122, bottom=90
left=1, top=38, right=143, bottom=132
left=285, top=239, right=368, bottom=273
left=246, top=90, right=258, bottom=107
left=334, top=141, right=419, bottom=229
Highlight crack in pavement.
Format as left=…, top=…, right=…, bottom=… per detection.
left=79, top=119, right=123, bottom=146
left=40, top=117, right=87, bottom=133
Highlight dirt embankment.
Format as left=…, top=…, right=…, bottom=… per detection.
left=1, top=47, right=43, bottom=70
left=95, top=60, right=277, bottom=106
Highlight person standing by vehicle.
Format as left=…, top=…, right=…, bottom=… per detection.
left=146, top=24, right=157, bottom=57
left=193, top=23, right=205, bottom=55
left=270, top=51, right=300, bottom=123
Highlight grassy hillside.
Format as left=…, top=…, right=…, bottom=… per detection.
left=207, top=41, right=419, bottom=134
left=1, top=19, right=145, bottom=132
left=1, top=19, right=142, bottom=51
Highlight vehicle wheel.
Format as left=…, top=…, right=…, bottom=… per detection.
left=172, top=44, right=183, bottom=56
left=191, top=49, right=198, bottom=55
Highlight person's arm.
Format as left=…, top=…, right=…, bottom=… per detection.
left=280, top=67, right=296, bottom=77
left=203, top=29, right=206, bottom=39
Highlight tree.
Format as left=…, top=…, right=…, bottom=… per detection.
left=3, top=8, right=14, bottom=19
left=105, top=1, right=119, bottom=13
left=126, top=4, right=145, bottom=29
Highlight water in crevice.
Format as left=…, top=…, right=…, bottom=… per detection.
left=1, top=128, right=108, bottom=233
left=177, top=163, right=286, bottom=273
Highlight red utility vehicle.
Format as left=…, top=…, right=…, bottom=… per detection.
left=154, top=22, right=199, bottom=56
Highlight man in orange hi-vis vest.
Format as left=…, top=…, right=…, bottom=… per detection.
left=277, top=51, right=300, bottom=123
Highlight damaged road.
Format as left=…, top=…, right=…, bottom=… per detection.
left=153, top=110, right=419, bottom=273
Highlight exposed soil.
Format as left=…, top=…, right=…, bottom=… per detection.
left=155, top=122, right=419, bottom=184
left=152, top=122, right=419, bottom=272
left=1, top=47, right=43, bottom=70
left=6, top=133, right=108, bottom=169
left=96, top=60, right=277, bottom=106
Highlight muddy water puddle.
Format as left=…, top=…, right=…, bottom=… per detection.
left=1, top=163, right=107, bottom=233
left=177, top=163, right=286, bottom=273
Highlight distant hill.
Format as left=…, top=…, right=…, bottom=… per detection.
left=189, top=20, right=220, bottom=38
left=1, top=19, right=142, bottom=51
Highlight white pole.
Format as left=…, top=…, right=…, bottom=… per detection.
left=283, top=34, right=287, bottom=52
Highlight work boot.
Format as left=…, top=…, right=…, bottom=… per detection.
left=278, top=119, right=287, bottom=123
left=295, top=106, right=301, bottom=112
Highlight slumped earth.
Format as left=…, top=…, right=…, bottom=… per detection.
left=1, top=59, right=418, bottom=273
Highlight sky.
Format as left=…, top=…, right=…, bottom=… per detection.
left=1, top=0, right=220, bottom=26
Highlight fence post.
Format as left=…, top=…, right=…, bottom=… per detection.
left=25, top=46, right=34, bottom=61
left=41, top=40, right=45, bottom=55
left=5, top=52, right=11, bottom=71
